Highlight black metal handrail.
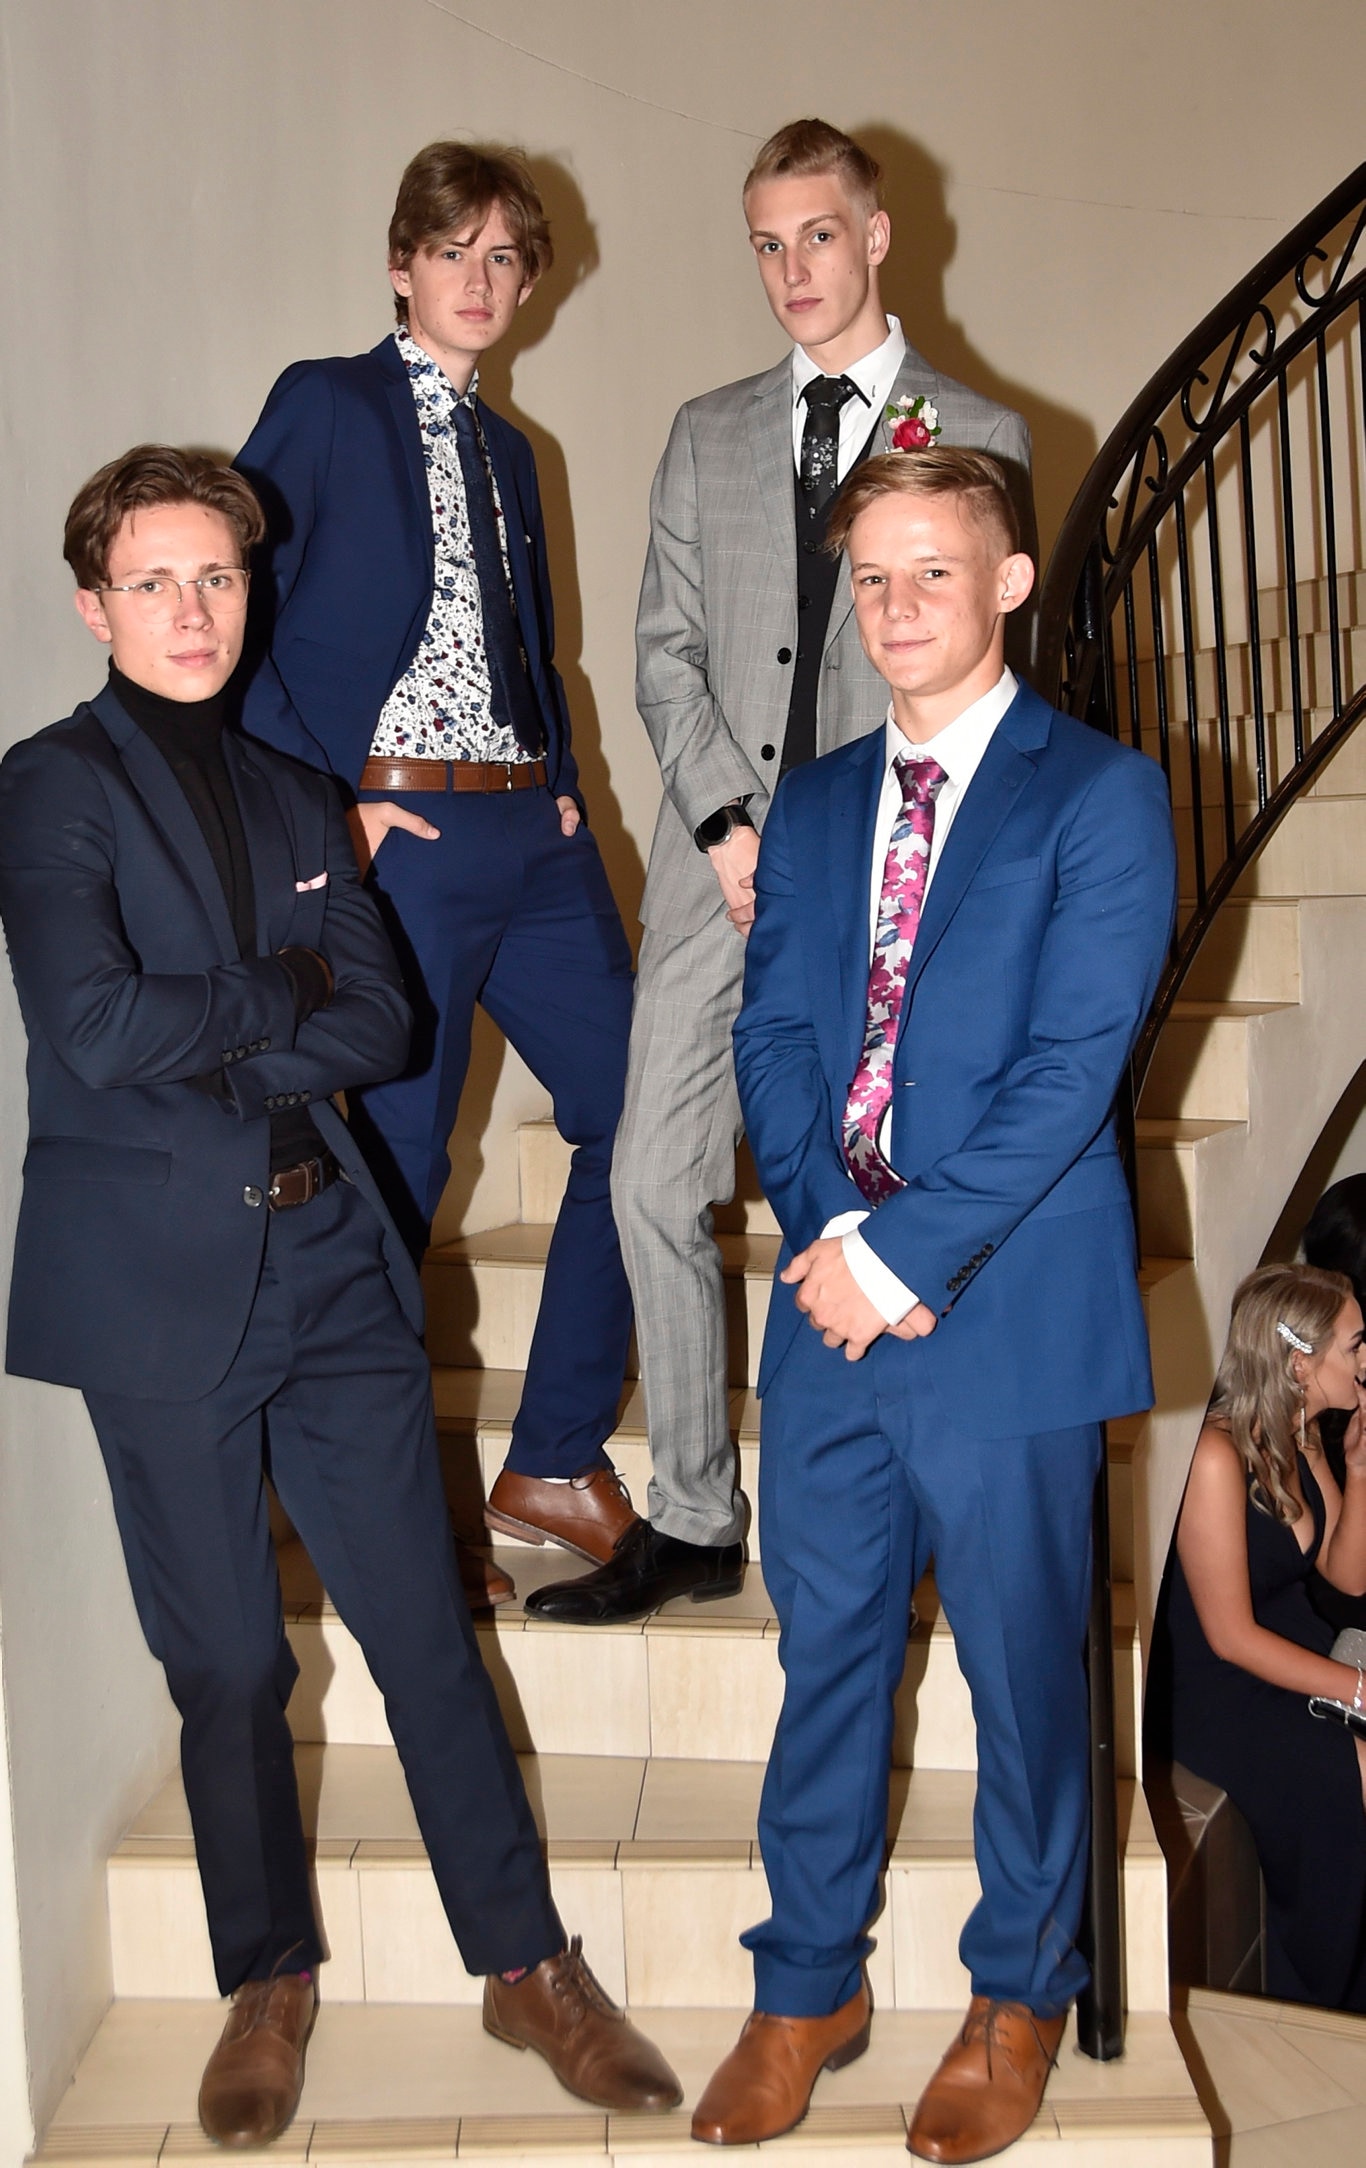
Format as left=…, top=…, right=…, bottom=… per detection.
left=1035, top=164, right=1366, bottom=2064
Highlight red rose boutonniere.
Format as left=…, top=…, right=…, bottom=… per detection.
left=886, top=395, right=942, bottom=452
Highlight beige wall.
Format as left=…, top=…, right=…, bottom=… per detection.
left=3, top=0, right=1366, bottom=2147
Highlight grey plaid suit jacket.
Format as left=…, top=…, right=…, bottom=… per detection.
left=634, top=342, right=1032, bottom=935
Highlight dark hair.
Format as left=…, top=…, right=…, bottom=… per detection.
left=743, top=119, right=882, bottom=216
left=825, top=446, right=1022, bottom=561
left=388, top=141, right=552, bottom=323
left=64, top=446, right=265, bottom=590
left=1303, top=1174, right=1366, bottom=1313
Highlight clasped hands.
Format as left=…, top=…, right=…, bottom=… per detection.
left=782, top=1236, right=937, bottom=1362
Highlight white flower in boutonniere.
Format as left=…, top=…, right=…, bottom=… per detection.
left=886, top=395, right=942, bottom=451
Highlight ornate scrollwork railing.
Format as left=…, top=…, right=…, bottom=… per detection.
left=1035, top=164, right=1366, bottom=2067
left=1038, top=162, right=1366, bottom=1087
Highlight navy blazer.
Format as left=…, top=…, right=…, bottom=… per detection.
left=0, top=686, right=421, bottom=1402
left=235, top=336, right=579, bottom=798
left=733, top=683, right=1178, bottom=1437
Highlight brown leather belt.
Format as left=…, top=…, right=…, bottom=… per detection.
left=268, top=1151, right=341, bottom=1212
left=359, top=757, right=548, bottom=794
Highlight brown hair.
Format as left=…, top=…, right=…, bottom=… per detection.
left=388, top=141, right=552, bottom=322
left=1210, top=1263, right=1355, bottom=1524
left=63, top=446, right=265, bottom=591
left=825, top=447, right=1022, bottom=561
left=743, top=119, right=882, bottom=216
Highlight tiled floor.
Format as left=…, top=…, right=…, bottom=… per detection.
left=1179, top=1989, right=1366, bottom=2164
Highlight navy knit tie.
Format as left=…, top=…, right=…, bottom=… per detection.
left=452, top=400, right=545, bottom=759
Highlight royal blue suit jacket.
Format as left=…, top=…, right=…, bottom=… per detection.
left=733, top=682, right=1178, bottom=1437
left=234, top=336, right=579, bottom=798
left=0, top=685, right=421, bottom=1403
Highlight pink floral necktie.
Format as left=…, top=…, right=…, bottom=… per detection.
left=842, top=754, right=948, bottom=1205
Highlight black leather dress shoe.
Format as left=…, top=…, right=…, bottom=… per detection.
left=523, top=1519, right=744, bottom=1623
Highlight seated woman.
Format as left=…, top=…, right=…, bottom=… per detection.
left=1150, top=1262, right=1366, bottom=2009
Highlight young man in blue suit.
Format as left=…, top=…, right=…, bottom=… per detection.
left=0, top=449, right=679, bottom=2149
left=235, top=143, right=640, bottom=1573
left=694, top=450, right=1177, bottom=2163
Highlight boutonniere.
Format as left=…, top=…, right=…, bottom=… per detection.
left=886, top=395, right=941, bottom=451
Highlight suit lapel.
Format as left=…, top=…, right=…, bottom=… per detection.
left=377, top=340, right=435, bottom=590
left=900, top=694, right=1045, bottom=1003
left=223, top=732, right=298, bottom=957
left=824, top=733, right=886, bottom=1082
left=747, top=359, right=797, bottom=573
left=93, top=687, right=239, bottom=964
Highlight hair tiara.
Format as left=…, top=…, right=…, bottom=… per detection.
left=1276, top=1319, right=1313, bottom=1355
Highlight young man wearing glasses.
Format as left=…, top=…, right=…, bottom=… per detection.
left=0, top=446, right=680, bottom=2150
left=235, top=142, right=640, bottom=1581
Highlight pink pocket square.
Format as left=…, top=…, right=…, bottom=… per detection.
left=295, top=872, right=328, bottom=893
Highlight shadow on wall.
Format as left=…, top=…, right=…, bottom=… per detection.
left=1260, top=1060, right=1366, bottom=1266
left=856, top=127, right=1098, bottom=572
left=477, top=156, right=646, bottom=922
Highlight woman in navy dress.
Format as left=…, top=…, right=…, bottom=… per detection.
left=1151, top=1263, right=1366, bottom=2008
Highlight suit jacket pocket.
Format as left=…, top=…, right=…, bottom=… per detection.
left=973, top=855, right=1041, bottom=890
left=25, top=1137, right=172, bottom=1185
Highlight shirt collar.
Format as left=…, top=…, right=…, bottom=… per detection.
left=393, top=326, right=479, bottom=405
left=791, top=313, right=906, bottom=413
left=884, top=667, right=1018, bottom=790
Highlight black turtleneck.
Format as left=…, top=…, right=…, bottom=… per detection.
left=109, top=664, right=322, bottom=1171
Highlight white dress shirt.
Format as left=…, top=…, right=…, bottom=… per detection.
left=822, top=668, right=1019, bottom=1324
left=790, top=315, right=907, bottom=478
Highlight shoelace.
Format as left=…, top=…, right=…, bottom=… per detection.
left=547, top=1936, right=621, bottom=2023
left=230, top=1966, right=310, bottom=2040
left=958, top=2001, right=1054, bottom=2081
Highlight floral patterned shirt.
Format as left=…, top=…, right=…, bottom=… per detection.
left=369, top=329, right=528, bottom=763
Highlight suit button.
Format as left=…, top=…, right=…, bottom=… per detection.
left=264, top=1097, right=276, bottom=1110
left=300, top=1091, right=311, bottom=1104
left=243, top=1185, right=263, bottom=1208
left=260, top=1038, right=270, bottom=1050
left=288, top=1094, right=300, bottom=1107
left=802, top=541, right=818, bottom=555
left=777, top=647, right=792, bottom=665
left=760, top=744, right=776, bottom=761
left=798, top=594, right=810, bottom=610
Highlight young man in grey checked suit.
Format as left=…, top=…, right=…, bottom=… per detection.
left=527, top=120, right=1033, bottom=1624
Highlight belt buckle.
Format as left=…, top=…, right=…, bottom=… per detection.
left=505, top=763, right=515, bottom=792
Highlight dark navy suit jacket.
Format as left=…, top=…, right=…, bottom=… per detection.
left=733, top=682, right=1179, bottom=1438
left=0, top=685, right=420, bottom=1403
left=235, top=335, right=579, bottom=798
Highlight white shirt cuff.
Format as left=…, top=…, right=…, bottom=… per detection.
left=817, top=1210, right=918, bottom=1326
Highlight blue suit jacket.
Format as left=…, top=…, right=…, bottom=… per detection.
left=0, top=685, right=421, bottom=1403
left=733, top=682, right=1178, bottom=1437
left=235, top=336, right=579, bottom=797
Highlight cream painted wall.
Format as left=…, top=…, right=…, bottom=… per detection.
left=2, top=0, right=1366, bottom=2147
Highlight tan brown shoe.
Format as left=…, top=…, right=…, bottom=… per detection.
left=454, top=1533, right=515, bottom=1610
left=907, top=1998, right=1066, bottom=2163
left=691, top=1979, right=871, bottom=2145
left=198, top=1971, right=317, bottom=2146
left=483, top=1937, right=681, bottom=2109
left=485, top=1467, right=638, bottom=1564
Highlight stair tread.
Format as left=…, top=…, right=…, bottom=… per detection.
left=112, top=1742, right=1161, bottom=1866
left=1134, top=1117, right=1244, bottom=1142
left=1165, top=998, right=1295, bottom=1019
left=431, top=1372, right=759, bottom=1445
left=430, top=1227, right=780, bottom=1279
left=35, top=2000, right=1206, bottom=2157
left=277, top=1539, right=1136, bottom=1643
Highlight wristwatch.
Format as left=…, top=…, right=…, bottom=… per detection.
left=693, top=802, right=756, bottom=853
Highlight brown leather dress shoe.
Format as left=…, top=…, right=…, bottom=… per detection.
left=483, top=1937, right=682, bottom=2109
left=907, top=1998, right=1066, bottom=2163
left=485, top=1467, right=638, bottom=1564
left=198, top=1971, right=317, bottom=2146
left=454, top=1533, right=515, bottom=1610
left=691, top=1979, right=871, bottom=2145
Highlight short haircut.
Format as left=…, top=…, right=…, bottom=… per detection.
left=388, top=140, right=552, bottom=322
left=743, top=119, right=882, bottom=217
left=825, top=447, right=1022, bottom=562
left=63, top=446, right=266, bottom=591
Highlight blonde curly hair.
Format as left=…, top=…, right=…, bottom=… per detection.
left=1210, top=1262, right=1354, bottom=1523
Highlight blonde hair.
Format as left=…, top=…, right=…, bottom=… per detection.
left=743, top=119, right=881, bottom=217
left=825, top=447, right=1021, bottom=562
left=1211, top=1263, right=1354, bottom=1523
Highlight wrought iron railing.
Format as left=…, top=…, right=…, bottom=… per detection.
left=1034, top=164, right=1366, bottom=2062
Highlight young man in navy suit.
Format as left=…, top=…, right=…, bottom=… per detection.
left=0, top=449, right=679, bottom=2149
left=236, top=143, right=640, bottom=1576
left=694, top=450, right=1177, bottom=2163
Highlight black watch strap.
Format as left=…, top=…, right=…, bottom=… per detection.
left=693, top=802, right=755, bottom=852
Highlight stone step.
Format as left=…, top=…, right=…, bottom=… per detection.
left=1134, top=1117, right=1243, bottom=1260
left=518, top=1120, right=780, bottom=1241
left=30, top=1997, right=1211, bottom=2168
left=424, top=1229, right=777, bottom=1386
left=105, top=1744, right=1169, bottom=2014
left=1130, top=621, right=1366, bottom=727
left=1138, top=999, right=1293, bottom=1123
left=1138, top=703, right=1366, bottom=810
left=1234, top=792, right=1366, bottom=897
left=1179, top=896, right=1301, bottom=1004
left=277, top=1540, right=1142, bottom=1779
